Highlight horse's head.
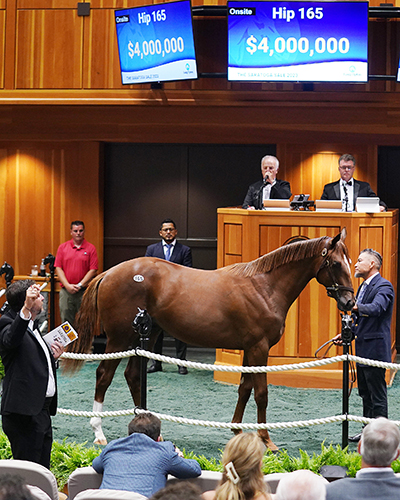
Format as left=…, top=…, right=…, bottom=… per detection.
left=316, top=228, right=355, bottom=312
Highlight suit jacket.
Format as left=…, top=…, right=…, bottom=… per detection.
left=0, top=310, right=58, bottom=416
left=145, top=241, right=192, bottom=267
left=242, top=179, right=292, bottom=209
left=321, top=179, right=387, bottom=210
left=352, top=273, right=394, bottom=363
left=326, top=469, right=400, bottom=500
left=92, top=433, right=201, bottom=497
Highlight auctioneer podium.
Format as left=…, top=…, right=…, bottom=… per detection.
left=214, top=208, right=398, bottom=389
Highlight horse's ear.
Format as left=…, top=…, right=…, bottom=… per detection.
left=330, top=228, right=347, bottom=249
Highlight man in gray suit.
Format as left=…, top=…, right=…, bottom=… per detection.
left=326, top=418, right=400, bottom=500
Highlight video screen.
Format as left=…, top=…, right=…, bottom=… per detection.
left=115, top=0, right=198, bottom=84
left=227, top=0, right=369, bottom=82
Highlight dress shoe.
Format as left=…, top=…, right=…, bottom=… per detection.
left=348, top=433, right=362, bottom=443
left=147, top=362, right=162, bottom=373
left=178, top=366, right=188, bottom=375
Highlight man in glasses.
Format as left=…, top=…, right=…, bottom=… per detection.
left=321, top=153, right=387, bottom=212
left=145, top=219, right=192, bottom=375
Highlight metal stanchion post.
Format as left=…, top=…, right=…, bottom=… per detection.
left=132, top=307, right=152, bottom=410
left=341, top=313, right=353, bottom=448
left=43, top=254, right=56, bottom=331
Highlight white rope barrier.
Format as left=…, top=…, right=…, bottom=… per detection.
left=61, top=348, right=400, bottom=373
left=56, top=405, right=400, bottom=430
left=58, top=348, right=399, bottom=431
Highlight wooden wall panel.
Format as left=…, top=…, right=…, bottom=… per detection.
left=83, top=9, right=124, bottom=89
left=0, top=142, right=103, bottom=278
left=15, top=10, right=83, bottom=88
left=0, top=9, right=4, bottom=89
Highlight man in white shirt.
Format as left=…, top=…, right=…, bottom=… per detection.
left=0, top=280, right=64, bottom=468
left=242, top=155, right=292, bottom=209
left=320, top=154, right=387, bottom=212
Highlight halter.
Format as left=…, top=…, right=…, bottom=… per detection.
left=316, top=246, right=354, bottom=302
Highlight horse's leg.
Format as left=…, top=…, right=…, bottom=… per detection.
left=91, top=357, right=122, bottom=445
left=231, top=354, right=253, bottom=434
left=248, top=345, right=279, bottom=452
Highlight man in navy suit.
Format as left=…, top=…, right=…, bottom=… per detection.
left=321, top=153, right=387, bottom=212
left=0, top=280, right=64, bottom=468
left=145, top=219, right=192, bottom=375
left=242, top=155, right=291, bottom=209
left=349, top=249, right=394, bottom=442
left=326, top=417, right=400, bottom=500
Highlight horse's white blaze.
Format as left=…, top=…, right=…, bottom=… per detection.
left=343, top=254, right=351, bottom=275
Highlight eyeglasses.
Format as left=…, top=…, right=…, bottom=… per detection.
left=339, top=166, right=355, bottom=171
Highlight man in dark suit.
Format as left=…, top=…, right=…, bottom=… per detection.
left=145, top=219, right=192, bottom=375
left=0, top=280, right=64, bottom=468
left=337, top=249, right=394, bottom=442
left=242, top=155, right=292, bottom=209
left=326, top=418, right=400, bottom=500
left=321, top=153, right=387, bottom=212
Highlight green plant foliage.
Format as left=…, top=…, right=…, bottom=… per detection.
left=50, top=439, right=102, bottom=489
left=0, top=432, right=380, bottom=491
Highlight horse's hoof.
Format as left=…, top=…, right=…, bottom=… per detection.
left=94, top=438, right=107, bottom=445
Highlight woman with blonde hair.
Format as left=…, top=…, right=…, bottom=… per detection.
left=202, top=432, right=271, bottom=500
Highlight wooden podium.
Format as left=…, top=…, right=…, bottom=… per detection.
left=214, top=208, right=398, bottom=389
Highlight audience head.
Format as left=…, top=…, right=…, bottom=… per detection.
left=261, top=155, right=279, bottom=183
left=150, top=480, right=202, bottom=500
left=6, top=279, right=35, bottom=313
left=0, top=474, right=34, bottom=500
left=338, top=154, right=356, bottom=183
left=359, top=417, right=400, bottom=467
left=275, top=470, right=326, bottom=500
left=215, top=432, right=269, bottom=500
left=128, top=412, right=161, bottom=442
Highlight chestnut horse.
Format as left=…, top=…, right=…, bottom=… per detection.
left=63, top=228, right=354, bottom=450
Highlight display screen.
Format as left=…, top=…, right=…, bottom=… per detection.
left=227, top=1, right=368, bottom=82
left=397, top=52, right=400, bottom=82
left=115, top=0, right=198, bottom=84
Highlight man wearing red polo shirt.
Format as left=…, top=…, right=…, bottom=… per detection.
left=55, top=220, right=98, bottom=327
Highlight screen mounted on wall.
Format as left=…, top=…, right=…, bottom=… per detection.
left=115, top=0, right=198, bottom=84
left=227, top=0, right=369, bottom=82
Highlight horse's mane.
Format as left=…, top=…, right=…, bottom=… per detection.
left=224, top=236, right=330, bottom=277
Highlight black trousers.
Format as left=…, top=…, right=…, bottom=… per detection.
left=357, top=365, right=388, bottom=419
left=153, top=331, right=187, bottom=361
left=2, top=398, right=53, bottom=469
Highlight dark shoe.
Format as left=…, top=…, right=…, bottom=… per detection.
left=178, top=366, right=188, bottom=375
left=348, top=433, right=362, bottom=443
left=147, top=362, right=162, bottom=373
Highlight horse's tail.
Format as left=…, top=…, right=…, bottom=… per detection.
left=62, top=271, right=107, bottom=374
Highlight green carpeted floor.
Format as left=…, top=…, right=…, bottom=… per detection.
left=53, top=347, right=399, bottom=460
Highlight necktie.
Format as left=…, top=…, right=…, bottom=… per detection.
left=165, top=244, right=172, bottom=261
left=357, top=282, right=368, bottom=304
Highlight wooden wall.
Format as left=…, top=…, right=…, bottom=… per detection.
left=0, top=0, right=398, bottom=283
left=0, top=142, right=103, bottom=276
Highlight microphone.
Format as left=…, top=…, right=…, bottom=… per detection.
left=343, top=185, right=349, bottom=212
left=263, top=174, right=270, bottom=185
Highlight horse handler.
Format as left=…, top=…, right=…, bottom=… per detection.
left=0, top=280, right=64, bottom=468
